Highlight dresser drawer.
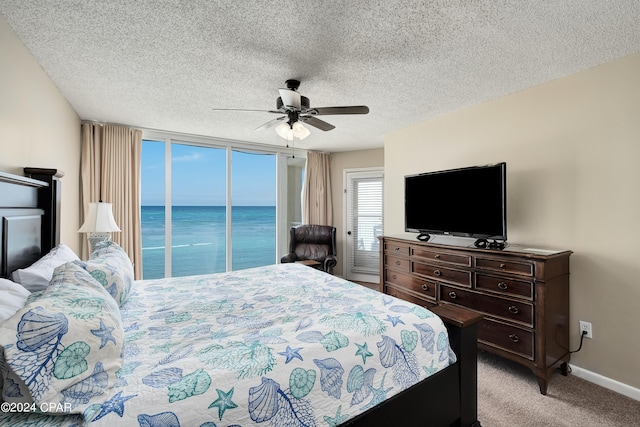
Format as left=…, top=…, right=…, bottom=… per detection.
left=386, top=270, right=437, bottom=299
left=385, top=255, right=410, bottom=272
left=413, top=262, right=472, bottom=287
left=475, top=257, right=534, bottom=277
left=478, top=319, right=534, bottom=359
left=385, top=284, right=437, bottom=308
left=440, top=285, right=534, bottom=327
left=385, top=242, right=410, bottom=256
left=476, top=274, right=533, bottom=300
left=411, top=247, right=471, bottom=267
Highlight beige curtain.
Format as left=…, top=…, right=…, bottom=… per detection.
left=302, top=151, right=333, bottom=225
left=81, top=123, right=142, bottom=278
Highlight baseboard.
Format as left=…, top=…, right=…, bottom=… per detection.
left=570, top=364, right=640, bottom=401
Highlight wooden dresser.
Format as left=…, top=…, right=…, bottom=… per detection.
left=379, top=235, right=572, bottom=394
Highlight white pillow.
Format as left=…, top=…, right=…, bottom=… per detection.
left=0, top=278, right=30, bottom=322
left=10, top=244, right=79, bottom=292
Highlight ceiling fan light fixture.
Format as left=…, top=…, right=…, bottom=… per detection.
left=275, top=121, right=293, bottom=140
left=275, top=121, right=310, bottom=141
left=214, top=80, right=369, bottom=139
left=292, top=121, right=310, bottom=140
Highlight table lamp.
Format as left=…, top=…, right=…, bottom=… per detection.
left=78, top=201, right=121, bottom=253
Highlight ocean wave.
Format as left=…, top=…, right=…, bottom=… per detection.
left=143, top=243, right=214, bottom=250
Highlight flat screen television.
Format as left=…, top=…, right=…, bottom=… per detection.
left=404, top=162, right=507, bottom=244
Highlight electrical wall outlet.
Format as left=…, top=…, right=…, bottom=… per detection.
left=579, top=321, right=593, bottom=339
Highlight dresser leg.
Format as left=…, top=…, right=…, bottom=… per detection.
left=536, top=376, right=548, bottom=395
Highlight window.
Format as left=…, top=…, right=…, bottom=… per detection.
left=140, top=141, right=165, bottom=279
left=231, top=150, right=276, bottom=270
left=171, top=143, right=226, bottom=276
left=141, top=136, right=297, bottom=279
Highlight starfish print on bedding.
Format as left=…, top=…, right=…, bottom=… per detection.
left=323, top=405, right=349, bottom=427
left=384, top=314, right=405, bottom=327
left=360, top=373, right=393, bottom=411
left=91, top=390, right=137, bottom=421
left=91, top=318, right=116, bottom=349
left=208, top=387, right=238, bottom=420
left=355, top=342, right=373, bottom=364
left=278, top=345, right=303, bottom=363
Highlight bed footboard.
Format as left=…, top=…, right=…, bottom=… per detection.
left=343, top=303, right=482, bottom=427
left=432, top=303, right=483, bottom=427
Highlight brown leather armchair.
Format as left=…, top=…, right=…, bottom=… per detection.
left=280, top=224, right=337, bottom=274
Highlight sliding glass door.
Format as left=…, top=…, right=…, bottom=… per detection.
left=171, top=143, right=227, bottom=276
left=231, top=150, right=276, bottom=270
left=141, top=138, right=286, bottom=279
left=140, top=141, right=166, bottom=279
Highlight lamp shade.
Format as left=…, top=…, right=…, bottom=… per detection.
left=275, top=121, right=293, bottom=140
left=78, top=202, right=121, bottom=233
left=292, top=121, right=311, bottom=140
left=275, top=121, right=310, bottom=141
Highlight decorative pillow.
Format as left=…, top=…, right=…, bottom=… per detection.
left=0, top=261, right=124, bottom=414
left=0, top=279, right=31, bottom=322
left=10, top=244, right=79, bottom=292
left=80, top=240, right=134, bottom=307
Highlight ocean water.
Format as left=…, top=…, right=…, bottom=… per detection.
left=142, top=206, right=276, bottom=279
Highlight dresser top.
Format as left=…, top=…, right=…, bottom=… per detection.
left=383, top=233, right=571, bottom=258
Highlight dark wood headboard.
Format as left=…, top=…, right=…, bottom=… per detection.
left=0, top=168, right=62, bottom=278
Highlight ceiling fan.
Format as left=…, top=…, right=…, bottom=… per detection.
left=213, top=79, right=369, bottom=140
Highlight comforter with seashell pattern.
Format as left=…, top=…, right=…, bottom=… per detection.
left=0, top=262, right=454, bottom=426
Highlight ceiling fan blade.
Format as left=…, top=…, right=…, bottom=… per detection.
left=278, top=88, right=301, bottom=110
left=308, top=106, right=369, bottom=115
left=301, top=116, right=335, bottom=131
left=212, top=108, right=283, bottom=114
left=255, top=116, right=286, bottom=131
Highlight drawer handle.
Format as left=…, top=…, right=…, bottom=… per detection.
left=395, top=260, right=401, bottom=266
left=499, top=263, right=506, bottom=268
left=508, top=334, right=519, bottom=343
left=422, top=284, right=429, bottom=291
left=392, top=274, right=397, bottom=279
left=497, top=282, right=508, bottom=290
left=508, top=306, right=519, bottom=314
left=434, top=269, right=442, bottom=276
left=394, top=247, right=401, bottom=251
left=434, top=254, right=441, bottom=259
left=448, top=291, right=457, bottom=299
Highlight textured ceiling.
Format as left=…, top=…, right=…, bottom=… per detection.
left=2, top=1, right=639, bottom=152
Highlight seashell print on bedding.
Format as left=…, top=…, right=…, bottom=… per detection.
left=1, top=262, right=455, bottom=426
left=0, top=260, right=124, bottom=416
left=61, top=361, right=109, bottom=408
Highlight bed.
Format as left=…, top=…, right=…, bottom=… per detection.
left=0, top=169, right=482, bottom=427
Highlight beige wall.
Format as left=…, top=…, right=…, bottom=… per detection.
left=384, top=53, right=640, bottom=390
left=331, top=148, right=384, bottom=277
left=0, top=17, right=82, bottom=253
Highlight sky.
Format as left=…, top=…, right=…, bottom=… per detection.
left=141, top=140, right=277, bottom=206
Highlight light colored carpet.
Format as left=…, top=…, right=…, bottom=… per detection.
left=477, top=350, right=640, bottom=426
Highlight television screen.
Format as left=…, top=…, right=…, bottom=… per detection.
left=404, top=163, right=507, bottom=241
